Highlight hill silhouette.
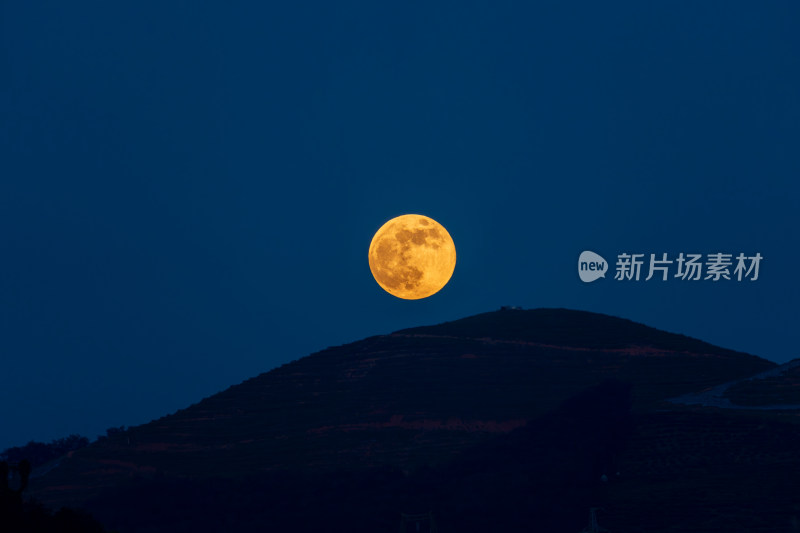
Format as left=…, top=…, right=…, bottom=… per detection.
left=25, top=308, right=799, bottom=532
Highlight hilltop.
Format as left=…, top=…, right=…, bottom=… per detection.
left=26, top=308, right=799, bottom=532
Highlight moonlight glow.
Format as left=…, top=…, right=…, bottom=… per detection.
left=368, top=214, right=456, bottom=299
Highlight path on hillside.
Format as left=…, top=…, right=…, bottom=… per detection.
left=668, top=359, right=800, bottom=410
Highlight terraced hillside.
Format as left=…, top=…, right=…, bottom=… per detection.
left=29, top=308, right=775, bottom=514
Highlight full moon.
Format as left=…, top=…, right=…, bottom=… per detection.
left=368, top=214, right=456, bottom=299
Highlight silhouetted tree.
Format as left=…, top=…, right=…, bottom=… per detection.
left=1, top=434, right=89, bottom=468
left=105, top=426, right=126, bottom=438
left=0, top=458, right=109, bottom=532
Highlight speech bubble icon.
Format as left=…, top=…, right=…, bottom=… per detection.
left=578, top=251, right=608, bottom=283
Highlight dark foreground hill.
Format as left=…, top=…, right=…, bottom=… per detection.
left=26, top=308, right=800, bottom=532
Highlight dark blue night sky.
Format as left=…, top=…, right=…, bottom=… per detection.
left=2, top=2, right=798, bottom=450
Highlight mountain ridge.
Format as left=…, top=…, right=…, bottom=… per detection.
left=28, top=308, right=777, bottom=512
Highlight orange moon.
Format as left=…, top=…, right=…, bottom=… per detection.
left=368, top=214, right=456, bottom=299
